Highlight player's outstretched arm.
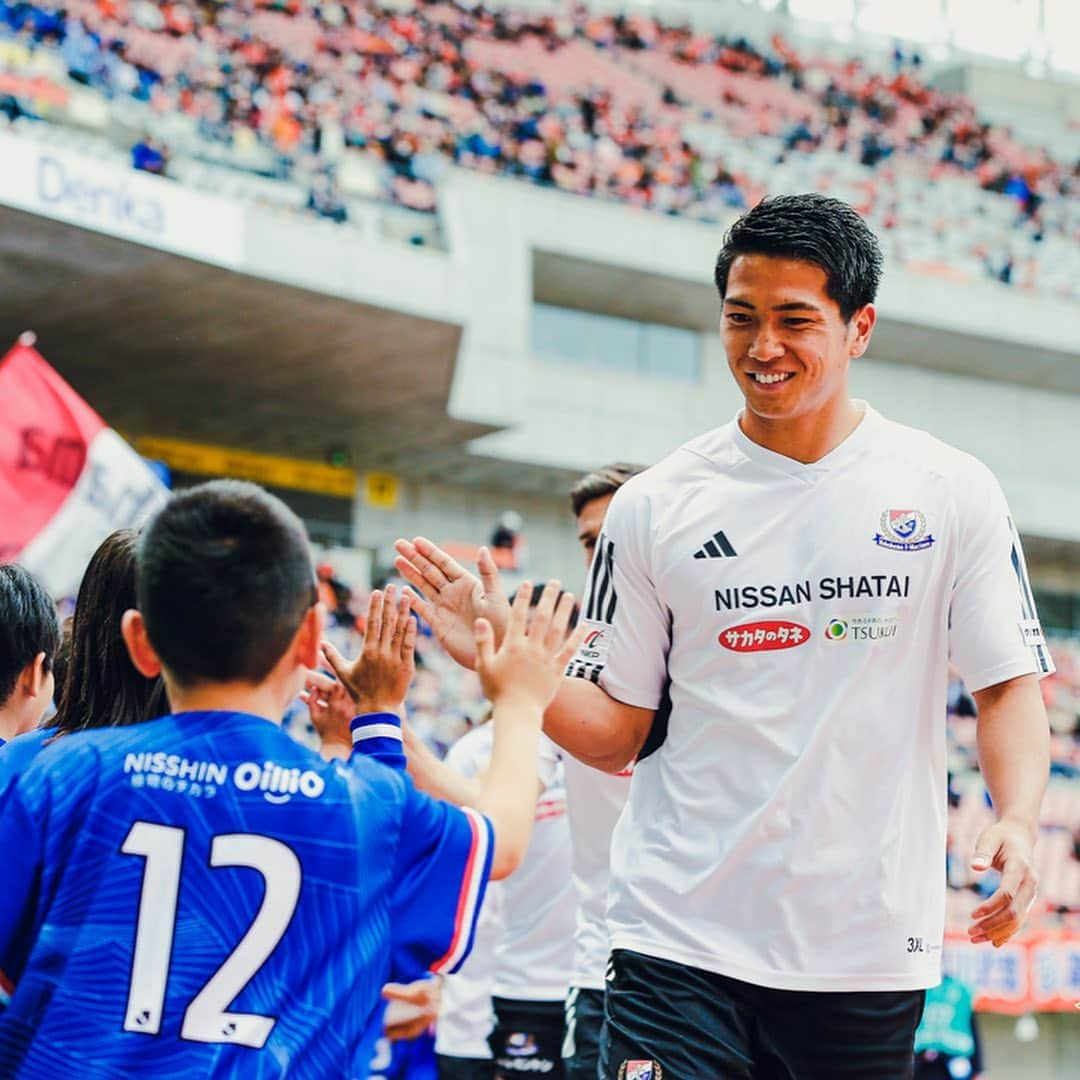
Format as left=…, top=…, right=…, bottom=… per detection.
left=475, top=580, right=585, bottom=880
left=542, top=679, right=654, bottom=774
left=395, top=536, right=652, bottom=771
left=968, top=672, right=1049, bottom=948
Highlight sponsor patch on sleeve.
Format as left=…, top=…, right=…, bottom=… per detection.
left=1019, top=618, right=1046, bottom=648
left=565, top=621, right=611, bottom=684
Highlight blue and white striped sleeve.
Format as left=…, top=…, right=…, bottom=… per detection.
left=350, top=713, right=406, bottom=771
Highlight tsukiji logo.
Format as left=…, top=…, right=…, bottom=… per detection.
left=873, top=509, right=934, bottom=552
left=719, top=620, right=809, bottom=652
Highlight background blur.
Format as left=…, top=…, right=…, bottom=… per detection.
left=0, top=0, right=1077, bottom=1074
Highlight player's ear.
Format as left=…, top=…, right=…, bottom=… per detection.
left=17, top=652, right=48, bottom=698
left=121, top=609, right=163, bottom=678
left=849, top=302, right=876, bottom=358
left=293, top=603, right=325, bottom=672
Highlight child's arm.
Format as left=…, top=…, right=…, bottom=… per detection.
left=469, top=580, right=584, bottom=879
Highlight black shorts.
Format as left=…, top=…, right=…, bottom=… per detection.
left=600, top=949, right=926, bottom=1080
left=437, top=1055, right=496, bottom=1080
left=491, top=996, right=566, bottom=1078
left=564, top=986, right=605, bottom=1080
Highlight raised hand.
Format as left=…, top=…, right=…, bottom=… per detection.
left=475, top=580, right=585, bottom=713
left=321, top=585, right=417, bottom=716
left=381, top=979, right=441, bottom=1042
left=301, top=669, right=356, bottom=760
left=394, top=537, right=511, bottom=670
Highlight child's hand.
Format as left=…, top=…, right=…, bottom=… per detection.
left=300, top=670, right=354, bottom=760
left=321, top=585, right=416, bottom=716
left=475, top=581, right=584, bottom=714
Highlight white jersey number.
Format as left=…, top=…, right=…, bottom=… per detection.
left=120, top=821, right=302, bottom=1047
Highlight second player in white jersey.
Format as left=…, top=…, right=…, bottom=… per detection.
left=560, top=753, right=631, bottom=992
left=436, top=725, right=507, bottom=1067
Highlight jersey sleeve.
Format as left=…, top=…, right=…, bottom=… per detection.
left=350, top=713, right=406, bottom=771
left=390, top=779, right=494, bottom=980
left=566, top=485, right=671, bottom=709
left=0, top=776, right=45, bottom=983
left=948, top=459, right=1054, bottom=692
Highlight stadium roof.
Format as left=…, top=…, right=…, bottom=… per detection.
left=0, top=205, right=497, bottom=475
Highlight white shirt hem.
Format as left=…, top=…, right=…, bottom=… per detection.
left=435, top=1039, right=492, bottom=1059
left=963, top=656, right=1043, bottom=694
left=598, top=676, right=661, bottom=712
left=492, top=986, right=570, bottom=1003
left=610, top=934, right=941, bottom=992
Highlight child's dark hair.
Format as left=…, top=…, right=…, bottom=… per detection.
left=0, top=564, right=58, bottom=708
left=50, top=530, right=166, bottom=734
left=137, top=481, right=316, bottom=688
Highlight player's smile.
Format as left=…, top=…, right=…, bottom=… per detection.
left=746, top=370, right=796, bottom=387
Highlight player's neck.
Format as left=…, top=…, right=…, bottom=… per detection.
left=0, top=708, right=24, bottom=742
left=167, top=680, right=288, bottom=725
left=739, top=397, right=864, bottom=464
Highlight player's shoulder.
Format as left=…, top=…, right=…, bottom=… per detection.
left=605, top=423, right=737, bottom=522
left=871, top=409, right=998, bottom=489
left=625, top=424, right=738, bottom=493
left=0, top=727, right=53, bottom=775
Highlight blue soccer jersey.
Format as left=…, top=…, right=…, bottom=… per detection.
left=0, top=727, right=53, bottom=787
left=0, top=711, right=493, bottom=1078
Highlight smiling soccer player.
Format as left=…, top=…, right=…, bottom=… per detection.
left=394, top=194, right=1053, bottom=1079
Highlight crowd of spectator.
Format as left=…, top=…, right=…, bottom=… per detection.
left=1, top=0, right=1079, bottom=297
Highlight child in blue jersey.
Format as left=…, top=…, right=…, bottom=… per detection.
left=0, top=480, right=583, bottom=1079
left=0, top=565, right=58, bottom=747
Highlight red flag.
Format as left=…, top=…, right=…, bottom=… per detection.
left=0, top=337, right=167, bottom=595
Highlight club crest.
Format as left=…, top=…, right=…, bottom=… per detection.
left=873, top=509, right=934, bottom=552
left=619, top=1062, right=663, bottom=1080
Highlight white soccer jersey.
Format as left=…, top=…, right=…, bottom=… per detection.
left=436, top=724, right=574, bottom=1012
left=568, top=404, right=1052, bottom=993
left=493, top=741, right=575, bottom=1002
left=560, top=752, right=632, bottom=991
left=435, top=725, right=504, bottom=1059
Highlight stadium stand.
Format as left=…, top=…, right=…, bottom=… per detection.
left=1, top=0, right=1078, bottom=296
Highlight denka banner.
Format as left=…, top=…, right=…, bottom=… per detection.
left=0, top=130, right=244, bottom=269
left=944, top=931, right=1080, bottom=1013
left=0, top=337, right=167, bottom=596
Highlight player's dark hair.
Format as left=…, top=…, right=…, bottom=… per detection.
left=50, top=530, right=166, bottom=735
left=569, top=463, right=647, bottom=517
left=0, top=564, right=58, bottom=709
left=136, top=481, right=317, bottom=688
left=714, top=193, right=883, bottom=322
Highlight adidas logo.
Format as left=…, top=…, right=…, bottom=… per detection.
left=693, top=531, right=737, bottom=559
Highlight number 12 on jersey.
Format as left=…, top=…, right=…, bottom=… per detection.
left=120, top=820, right=302, bottom=1047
